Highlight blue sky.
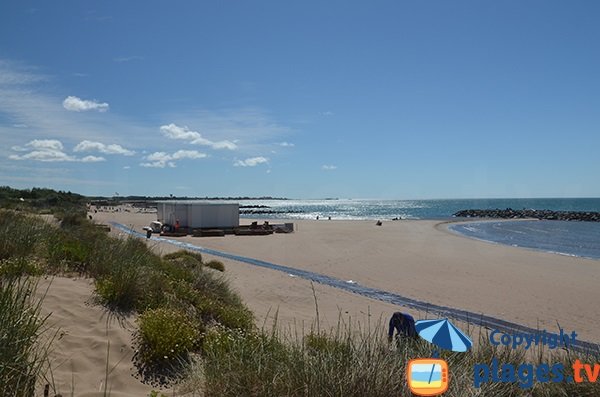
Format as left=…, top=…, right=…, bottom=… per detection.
left=1, top=1, right=599, bottom=199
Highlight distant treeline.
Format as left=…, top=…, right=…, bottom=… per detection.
left=88, top=195, right=288, bottom=203
left=0, top=186, right=288, bottom=211
left=0, top=186, right=86, bottom=214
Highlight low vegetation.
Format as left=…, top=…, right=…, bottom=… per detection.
left=204, top=259, right=225, bottom=272
left=0, top=207, right=253, bottom=384
left=136, top=307, right=203, bottom=370
left=1, top=189, right=599, bottom=396
left=187, top=317, right=600, bottom=397
left=0, top=186, right=85, bottom=216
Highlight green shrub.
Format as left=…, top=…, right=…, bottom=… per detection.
left=45, top=232, right=90, bottom=273
left=212, top=303, right=254, bottom=332
left=0, top=187, right=85, bottom=214
left=95, top=268, right=143, bottom=311
left=158, top=258, right=196, bottom=283
left=183, top=269, right=253, bottom=332
left=137, top=308, right=202, bottom=364
left=91, top=236, right=168, bottom=311
left=163, top=250, right=203, bottom=265
left=205, top=260, right=225, bottom=272
left=0, top=210, right=49, bottom=260
left=170, top=279, right=200, bottom=306
left=191, top=270, right=242, bottom=308
left=304, top=332, right=351, bottom=357
left=199, top=328, right=292, bottom=396
left=0, top=257, right=44, bottom=277
left=56, top=211, right=87, bottom=228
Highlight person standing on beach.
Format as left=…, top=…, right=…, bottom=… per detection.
left=388, top=312, right=417, bottom=343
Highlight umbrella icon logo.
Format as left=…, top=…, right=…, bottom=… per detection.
left=406, top=318, right=472, bottom=396
left=415, top=318, right=472, bottom=353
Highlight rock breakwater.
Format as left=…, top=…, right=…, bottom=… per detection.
left=454, top=209, right=600, bottom=222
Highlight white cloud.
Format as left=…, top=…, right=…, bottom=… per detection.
left=322, top=165, right=337, bottom=170
left=11, top=139, right=64, bottom=152
left=140, top=161, right=168, bottom=168
left=80, top=155, right=106, bottom=163
left=63, top=96, right=109, bottom=112
left=9, top=150, right=75, bottom=162
left=210, top=140, right=238, bottom=150
left=320, top=111, right=334, bottom=116
left=8, top=139, right=106, bottom=163
left=123, top=166, right=131, bottom=170
left=145, top=151, right=171, bottom=162
left=160, top=123, right=237, bottom=150
left=160, top=124, right=199, bottom=140
left=27, top=139, right=64, bottom=151
left=73, top=140, right=135, bottom=156
left=234, top=156, right=269, bottom=167
left=171, top=150, right=207, bottom=160
left=140, top=149, right=207, bottom=168
left=279, top=142, right=295, bottom=147
left=169, top=108, right=291, bottom=154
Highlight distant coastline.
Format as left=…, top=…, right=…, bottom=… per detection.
left=96, top=197, right=600, bottom=221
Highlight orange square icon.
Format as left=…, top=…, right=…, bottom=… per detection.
left=406, top=358, right=449, bottom=396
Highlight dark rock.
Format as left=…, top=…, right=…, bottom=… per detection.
left=453, top=209, right=600, bottom=222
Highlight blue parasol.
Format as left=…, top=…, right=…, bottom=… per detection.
left=415, top=318, right=472, bottom=352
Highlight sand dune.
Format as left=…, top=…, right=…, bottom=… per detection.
left=37, top=277, right=167, bottom=397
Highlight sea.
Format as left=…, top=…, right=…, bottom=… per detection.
left=234, top=198, right=600, bottom=260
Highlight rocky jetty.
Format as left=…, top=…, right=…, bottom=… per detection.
left=453, top=208, right=600, bottom=222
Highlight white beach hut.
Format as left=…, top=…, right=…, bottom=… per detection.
left=156, top=201, right=239, bottom=229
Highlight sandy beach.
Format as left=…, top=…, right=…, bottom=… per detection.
left=94, top=210, right=600, bottom=342
left=39, top=209, right=599, bottom=394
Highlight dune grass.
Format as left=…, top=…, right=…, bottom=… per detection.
left=204, top=260, right=225, bottom=272
left=182, top=313, right=600, bottom=397
left=0, top=210, right=50, bottom=262
left=0, top=277, right=52, bottom=397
